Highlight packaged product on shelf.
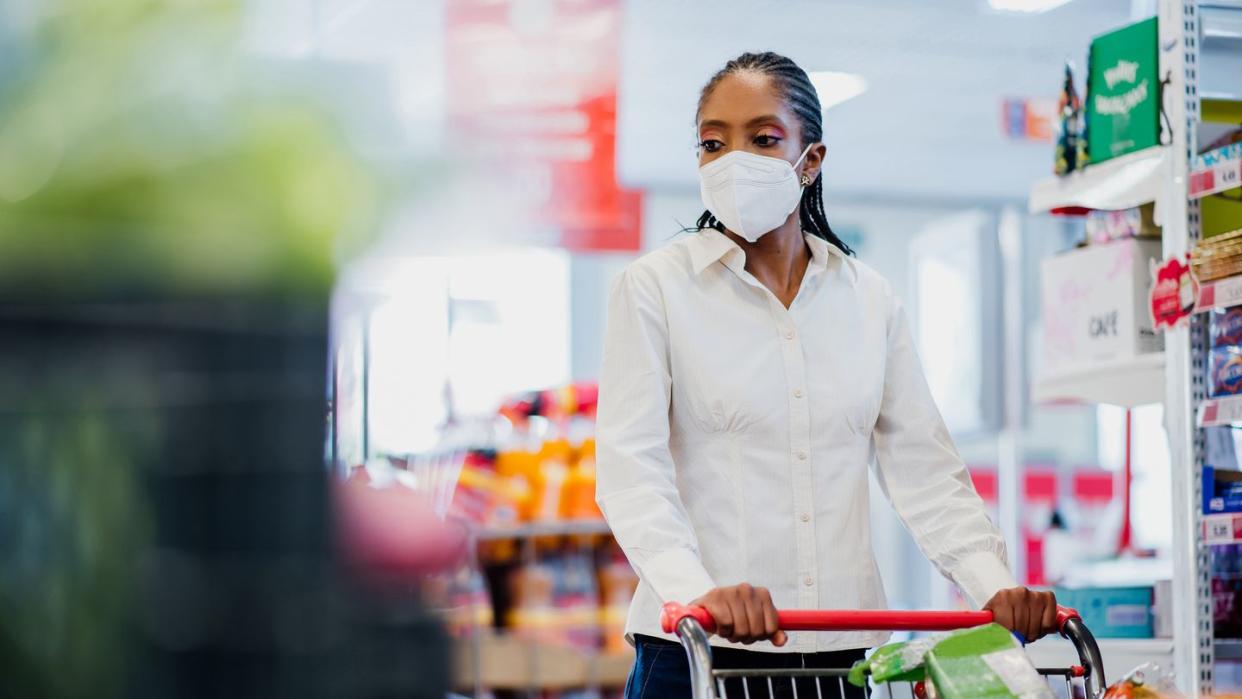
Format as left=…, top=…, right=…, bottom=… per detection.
left=1197, top=141, right=1242, bottom=169
left=1213, top=544, right=1242, bottom=637
left=1192, top=228, right=1242, bottom=282
left=1209, top=345, right=1242, bottom=398
left=1102, top=662, right=1181, bottom=699
left=560, top=438, right=602, bottom=521
left=532, top=439, right=572, bottom=522
left=1213, top=308, right=1242, bottom=348
left=1040, top=238, right=1163, bottom=374
left=451, top=449, right=530, bottom=528
left=439, top=564, right=495, bottom=638
left=1055, top=60, right=1084, bottom=175
left=1085, top=204, right=1160, bottom=246
left=1085, top=17, right=1159, bottom=163
left=557, top=546, right=601, bottom=649
left=598, top=544, right=639, bottom=654
left=507, top=555, right=557, bottom=642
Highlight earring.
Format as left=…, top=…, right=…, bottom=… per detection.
left=800, top=174, right=812, bottom=186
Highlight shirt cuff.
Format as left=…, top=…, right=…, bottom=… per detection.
left=953, top=551, right=1020, bottom=609
left=639, top=547, right=716, bottom=605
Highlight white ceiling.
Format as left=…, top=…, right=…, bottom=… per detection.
left=616, top=0, right=1136, bottom=203
left=246, top=0, right=1209, bottom=204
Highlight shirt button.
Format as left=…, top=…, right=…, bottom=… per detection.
left=800, top=513, right=810, bottom=523
left=785, top=330, right=795, bottom=340
left=797, top=451, right=808, bottom=461
left=793, top=389, right=803, bottom=398
left=804, top=577, right=814, bottom=587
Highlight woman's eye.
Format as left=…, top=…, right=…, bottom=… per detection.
left=754, top=134, right=782, bottom=147
left=698, top=139, right=723, bottom=153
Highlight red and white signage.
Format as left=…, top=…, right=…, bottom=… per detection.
left=1149, top=255, right=1198, bottom=331
left=445, top=0, right=642, bottom=252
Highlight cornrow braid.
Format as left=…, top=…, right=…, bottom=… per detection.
left=693, top=51, right=854, bottom=257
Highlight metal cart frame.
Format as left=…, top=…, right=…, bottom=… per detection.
left=660, top=603, right=1107, bottom=699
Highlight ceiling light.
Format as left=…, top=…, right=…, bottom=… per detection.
left=808, top=71, right=868, bottom=111
left=987, top=0, right=1075, bottom=13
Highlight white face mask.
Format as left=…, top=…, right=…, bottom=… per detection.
left=698, top=145, right=812, bottom=243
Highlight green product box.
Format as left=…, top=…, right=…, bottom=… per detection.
left=1087, top=16, right=1160, bottom=163
left=925, top=625, right=1052, bottom=699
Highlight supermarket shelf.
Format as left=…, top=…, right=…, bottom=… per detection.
left=1032, top=353, right=1165, bottom=407
left=1203, top=512, right=1242, bottom=545
left=474, top=519, right=611, bottom=541
left=1190, top=144, right=1242, bottom=199
left=452, top=633, right=633, bottom=690
left=1195, top=274, right=1242, bottom=314
left=1199, top=394, right=1242, bottom=427
left=1029, top=146, right=1169, bottom=215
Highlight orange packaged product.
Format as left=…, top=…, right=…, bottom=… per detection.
left=531, top=439, right=571, bottom=522
left=560, top=438, right=602, bottom=520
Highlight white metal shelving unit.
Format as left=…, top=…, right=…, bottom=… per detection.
left=1026, top=2, right=1220, bottom=694
left=1159, top=2, right=1213, bottom=695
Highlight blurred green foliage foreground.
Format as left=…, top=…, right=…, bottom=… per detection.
left=0, top=2, right=453, bottom=698
left=0, top=0, right=379, bottom=298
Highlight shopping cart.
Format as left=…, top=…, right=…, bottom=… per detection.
left=660, top=602, right=1106, bottom=699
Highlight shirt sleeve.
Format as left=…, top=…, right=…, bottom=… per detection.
left=595, top=267, right=716, bottom=606
left=869, top=286, right=1019, bottom=609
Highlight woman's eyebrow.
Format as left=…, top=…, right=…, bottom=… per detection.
left=699, top=114, right=785, bottom=132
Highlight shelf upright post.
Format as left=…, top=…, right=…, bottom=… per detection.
left=1159, top=0, right=1212, bottom=694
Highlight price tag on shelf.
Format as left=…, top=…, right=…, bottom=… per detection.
left=1202, top=516, right=1232, bottom=543
left=1190, top=160, right=1242, bottom=198
left=1199, top=395, right=1242, bottom=427
left=1198, top=276, right=1242, bottom=313
left=1204, top=514, right=1242, bottom=544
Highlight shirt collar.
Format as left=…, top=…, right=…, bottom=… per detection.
left=688, top=229, right=857, bottom=286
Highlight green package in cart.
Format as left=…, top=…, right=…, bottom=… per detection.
left=925, top=624, right=1053, bottom=699
left=848, top=633, right=946, bottom=687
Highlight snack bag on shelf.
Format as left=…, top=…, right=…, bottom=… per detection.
left=450, top=449, right=533, bottom=528
left=1209, top=345, right=1242, bottom=398
left=925, top=624, right=1052, bottom=699
left=1102, top=663, right=1181, bottom=699
left=1211, top=308, right=1242, bottom=349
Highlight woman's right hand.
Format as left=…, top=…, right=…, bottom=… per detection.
left=691, top=583, right=787, bottom=646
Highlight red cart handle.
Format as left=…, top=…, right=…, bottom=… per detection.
left=660, top=602, right=1082, bottom=636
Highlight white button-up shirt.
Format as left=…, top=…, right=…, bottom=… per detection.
left=595, top=230, right=1016, bottom=653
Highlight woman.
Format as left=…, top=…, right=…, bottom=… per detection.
left=595, top=52, right=1057, bottom=698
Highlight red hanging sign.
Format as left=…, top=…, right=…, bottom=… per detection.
left=1149, top=255, right=1198, bottom=331
left=445, top=0, right=642, bottom=252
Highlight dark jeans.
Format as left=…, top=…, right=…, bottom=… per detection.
left=625, top=634, right=867, bottom=699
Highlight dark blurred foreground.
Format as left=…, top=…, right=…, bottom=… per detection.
left=0, top=1, right=450, bottom=696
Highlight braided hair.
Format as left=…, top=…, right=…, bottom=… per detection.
left=693, top=52, right=854, bottom=256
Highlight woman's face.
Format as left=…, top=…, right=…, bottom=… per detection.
left=696, top=71, right=824, bottom=180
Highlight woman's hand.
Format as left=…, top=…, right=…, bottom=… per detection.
left=983, top=587, right=1058, bottom=642
left=691, top=583, right=787, bottom=646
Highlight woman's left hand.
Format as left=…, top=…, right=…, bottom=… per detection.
left=983, top=587, right=1058, bottom=642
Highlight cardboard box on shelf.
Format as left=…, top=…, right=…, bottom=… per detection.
left=1040, top=238, right=1164, bottom=376
left=1053, top=586, right=1154, bottom=639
